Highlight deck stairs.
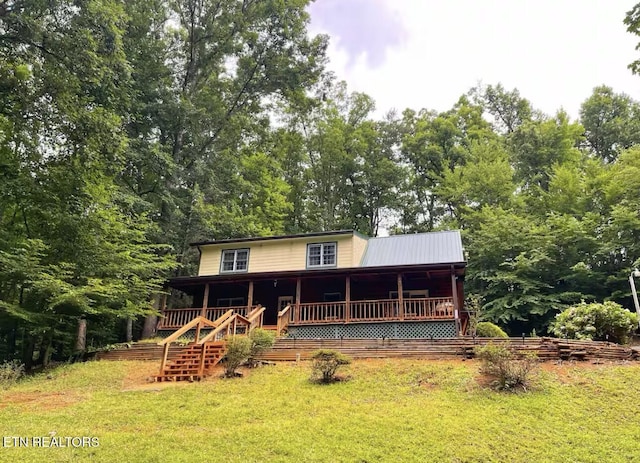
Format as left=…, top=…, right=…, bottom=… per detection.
left=155, top=341, right=227, bottom=382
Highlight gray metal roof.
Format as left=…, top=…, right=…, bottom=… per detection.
left=360, top=230, right=465, bottom=267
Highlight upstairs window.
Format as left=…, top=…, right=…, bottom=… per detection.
left=307, top=242, right=336, bottom=268
left=220, top=249, right=249, bottom=273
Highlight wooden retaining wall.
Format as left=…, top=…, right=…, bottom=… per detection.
left=95, top=337, right=640, bottom=362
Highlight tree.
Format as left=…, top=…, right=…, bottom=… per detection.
left=579, top=86, right=640, bottom=163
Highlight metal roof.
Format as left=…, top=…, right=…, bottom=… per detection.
left=360, top=230, right=465, bottom=267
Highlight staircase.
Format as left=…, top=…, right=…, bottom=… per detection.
left=155, top=341, right=227, bottom=382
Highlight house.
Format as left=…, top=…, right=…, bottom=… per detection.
left=160, top=230, right=467, bottom=339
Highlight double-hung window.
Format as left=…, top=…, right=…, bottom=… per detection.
left=220, top=249, right=249, bottom=273
left=307, top=242, right=337, bottom=268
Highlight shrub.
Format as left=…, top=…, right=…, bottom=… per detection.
left=550, top=301, right=638, bottom=344
left=310, top=349, right=351, bottom=383
left=474, top=343, right=538, bottom=392
left=0, top=360, right=25, bottom=389
left=223, top=336, right=252, bottom=377
left=476, top=322, right=508, bottom=338
left=247, top=328, right=276, bottom=367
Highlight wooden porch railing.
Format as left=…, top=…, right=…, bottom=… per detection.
left=296, top=302, right=346, bottom=324
left=292, top=297, right=455, bottom=325
left=159, top=305, right=254, bottom=330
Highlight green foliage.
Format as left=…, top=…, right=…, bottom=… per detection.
left=0, top=360, right=24, bottom=389
left=476, top=322, right=508, bottom=338
left=247, top=328, right=276, bottom=366
left=223, top=336, right=252, bottom=377
left=550, top=301, right=638, bottom=344
left=579, top=86, right=640, bottom=163
left=475, top=343, right=538, bottom=391
left=310, top=349, right=351, bottom=383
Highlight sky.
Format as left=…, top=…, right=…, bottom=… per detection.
left=307, top=0, right=640, bottom=120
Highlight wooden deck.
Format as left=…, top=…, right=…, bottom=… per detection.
left=159, top=298, right=456, bottom=330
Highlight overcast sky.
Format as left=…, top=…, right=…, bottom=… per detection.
left=308, top=0, right=640, bottom=120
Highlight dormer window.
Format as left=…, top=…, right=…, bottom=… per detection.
left=220, top=249, right=249, bottom=273
left=307, top=242, right=336, bottom=268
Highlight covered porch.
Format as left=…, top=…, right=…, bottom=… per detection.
left=160, top=265, right=466, bottom=337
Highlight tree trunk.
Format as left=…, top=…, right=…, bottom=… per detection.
left=125, top=318, right=133, bottom=342
left=22, top=335, right=36, bottom=371
left=37, top=332, right=53, bottom=367
left=76, top=317, right=87, bottom=352
left=141, top=294, right=162, bottom=339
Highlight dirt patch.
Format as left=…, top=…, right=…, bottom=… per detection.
left=119, top=361, right=230, bottom=391
left=0, top=391, right=82, bottom=411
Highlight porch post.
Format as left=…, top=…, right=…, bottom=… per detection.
left=451, top=267, right=460, bottom=335
left=295, top=277, right=301, bottom=323
left=247, top=280, right=254, bottom=315
left=345, top=275, right=351, bottom=323
left=397, top=273, right=404, bottom=320
left=195, top=283, right=209, bottom=343
left=451, top=269, right=459, bottom=314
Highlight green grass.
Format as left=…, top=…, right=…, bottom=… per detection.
left=1, top=359, right=640, bottom=462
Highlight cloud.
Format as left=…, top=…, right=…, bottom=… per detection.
left=309, top=0, right=408, bottom=69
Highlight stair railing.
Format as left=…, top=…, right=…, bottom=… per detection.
left=197, top=313, right=252, bottom=345
left=246, top=305, right=266, bottom=331
left=276, top=304, right=292, bottom=336
left=157, top=310, right=233, bottom=376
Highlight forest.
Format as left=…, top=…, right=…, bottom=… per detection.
left=2, top=0, right=640, bottom=366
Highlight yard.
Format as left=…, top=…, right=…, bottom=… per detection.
left=1, top=358, right=640, bottom=462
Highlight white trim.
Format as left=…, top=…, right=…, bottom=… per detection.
left=220, top=248, right=250, bottom=273
left=307, top=242, right=337, bottom=268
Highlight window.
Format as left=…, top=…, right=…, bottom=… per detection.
left=323, top=292, right=342, bottom=302
left=307, top=242, right=337, bottom=268
left=389, top=290, right=428, bottom=299
left=216, top=297, right=245, bottom=307
left=220, top=249, right=249, bottom=273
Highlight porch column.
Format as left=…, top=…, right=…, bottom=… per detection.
left=247, top=280, right=254, bottom=314
left=397, top=273, right=404, bottom=320
left=295, top=277, right=301, bottom=323
left=195, top=283, right=209, bottom=343
left=345, top=276, right=351, bottom=323
left=451, top=269, right=459, bottom=315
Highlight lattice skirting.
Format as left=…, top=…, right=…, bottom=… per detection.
left=287, top=321, right=457, bottom=339
left=156, top=329, right=214, bottom=342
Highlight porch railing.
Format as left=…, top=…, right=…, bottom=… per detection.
left=159, top=305, right=254, bottom=330
left=159, top=298, right=455, bottom=330
left=292, top=297, right=455, bottom=325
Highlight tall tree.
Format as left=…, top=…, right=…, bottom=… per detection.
left=579, top=85, right=640, bottom=163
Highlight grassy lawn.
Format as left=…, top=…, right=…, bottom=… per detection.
left=1, top=358, right=640, bottom=462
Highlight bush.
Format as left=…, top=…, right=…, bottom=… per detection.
left=247, top=328, right=276, bottom=367
left=0, top=360, right=25, bottom=389
left=474, top=343, right=538, bottom=392
left=476, top=322, right=508, bottom=338
left=223, top=336, right=252, bottom=377
left=550, top=301, right=638, bottom=344
left=310, top=349, right=351, bottom=383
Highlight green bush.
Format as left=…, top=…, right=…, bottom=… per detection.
left=0, top=360, right=25, bottom=389
left=247, top=328, right=276, bottom=367
left=476, top=322, right=508, bottom=338
left=474, top=343, right=538, bottom=392
left=310, top=349, right=351, bottom=383
left=550, top=301, right=638, bottom=344
left=223, top=336, right=252, bottom=377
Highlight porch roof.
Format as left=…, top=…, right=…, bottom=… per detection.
left=168, top=262, right=465, bottom=292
